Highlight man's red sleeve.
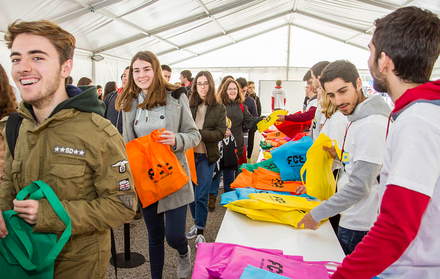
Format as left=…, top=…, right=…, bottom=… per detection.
left=284, top=106, right=316, bottom=122
left=332, top=185, right=430, bottom=279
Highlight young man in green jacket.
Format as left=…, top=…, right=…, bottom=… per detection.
left=0, top=20, right=137, bottom=279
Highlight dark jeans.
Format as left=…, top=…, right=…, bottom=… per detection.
left=337, top=226, right=368, bottom=255
left=209, top=169, right=236, bottom=196
left=189, top=153, right=215, bottom=230
left=141, top=202, right=188, bottom=279
left=247, top=130, right=256, bottom=159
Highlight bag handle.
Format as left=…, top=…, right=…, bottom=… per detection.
left=147, top=132, right=173, bottom=181
left=2, top=181, right=72, bottom=271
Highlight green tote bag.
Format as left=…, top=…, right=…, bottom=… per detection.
left=0, top=180, right=72, bottom=279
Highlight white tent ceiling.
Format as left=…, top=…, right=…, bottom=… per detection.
left=1, top=0, right=440, bottom=86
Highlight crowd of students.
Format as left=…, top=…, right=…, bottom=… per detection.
left=0, top=6, right=439, bottom=279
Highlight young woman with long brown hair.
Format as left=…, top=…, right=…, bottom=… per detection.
left=186, top=71, right=226, bottom=246
left=209, top=79, right=263, bottom=209
left=116, top=51, right=201, bottom=279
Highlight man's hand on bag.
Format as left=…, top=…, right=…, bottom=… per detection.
left=0, top=210, right=8, bottom=238
left=158, top=130, right=176, bottom=146
left=294, top=185, right=307, bottom=195
left=297, top=212, right=319, bottom=230
left=277, top=115, right=285, bottom=122
left=13, top=199, right=39, bottom=225
left=323, top=145, right=337, bottom=159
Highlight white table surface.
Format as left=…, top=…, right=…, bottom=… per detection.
left=216, top=209, right=345, bottom=263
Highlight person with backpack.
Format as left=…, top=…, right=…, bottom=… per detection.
left=209, top=79, right=264, bottom=210
left=115, top=51, right=201, bottom=279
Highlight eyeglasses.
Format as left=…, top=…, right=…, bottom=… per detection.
left=227, top=88, right=238, bottom=92
left=197, top=82, right=209, bottom=87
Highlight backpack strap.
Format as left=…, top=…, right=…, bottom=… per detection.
left=5, top=112, right=23, bottom=160
left=171, top=87, right=187, bottom=100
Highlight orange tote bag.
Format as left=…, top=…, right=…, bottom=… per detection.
left=185, top=148, right=197, bottom=185
left=126, top=129, right=189, bottom=208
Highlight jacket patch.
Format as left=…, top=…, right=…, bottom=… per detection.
left=111, top=160, right=129, bottom=173
left=53, top=145, right=86, bottom=157
left=119, top=179, right=131, bottom=191
left=117, top=194, right=134, bottom=210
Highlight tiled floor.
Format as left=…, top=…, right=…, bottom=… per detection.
left=106, top=189, right=226, bottom=279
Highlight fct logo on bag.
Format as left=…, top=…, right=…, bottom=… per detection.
left=271, top=178, right=284, bottom=188
left=148, top=163, right=173, bottom=181
left=286, top=155, right=306, bottom=165
left=269, top=195, right=286, bottom=204
left=260, top=258, right=284, bottom=274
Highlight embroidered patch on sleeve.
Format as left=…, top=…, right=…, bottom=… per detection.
left=53, top=145, right=86, bottom=157
left=111, top=160, right=129, bottom=173
left=117, top=194, right=134, bottom=210
left=119, top=179, right=131, bottom=191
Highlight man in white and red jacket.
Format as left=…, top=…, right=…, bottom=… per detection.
left=332, top=6, right=440, bottom=279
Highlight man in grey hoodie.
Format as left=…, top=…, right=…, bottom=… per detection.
left=298, top=60, right=391, bottom=255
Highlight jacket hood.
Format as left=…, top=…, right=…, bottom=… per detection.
left=391, top=80, right=440, bottom=120
left=348, top=94, right=391, bottom=122
left=22, top=85, right=106, bottom=119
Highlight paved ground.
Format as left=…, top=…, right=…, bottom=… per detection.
left=106, top=189, right=226, bottom=279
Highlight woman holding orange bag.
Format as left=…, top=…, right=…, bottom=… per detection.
left=186, top=71, right=226, bottom=246
left=116, top=51, right=201, bottom=279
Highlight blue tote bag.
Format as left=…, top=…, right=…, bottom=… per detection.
left=271, top=136, right=313, bottom=182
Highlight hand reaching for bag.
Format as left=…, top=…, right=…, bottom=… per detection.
left=0, top=210, right=8, bottom=238
left=158, top=130, right=176, bottom=146
left=297, top=212, right=319, bottom=230
left=13, top=199, right=39, bottom=225
left=323, top=145, right=337, bottom=159
left=294, top=185, right=307, bottom=195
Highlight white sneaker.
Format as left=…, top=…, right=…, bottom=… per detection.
left=185, top=225, right=197, bottom=239
left=195, top=234, right=206, bottom=248
left=177, top=245, right=191, bottom=278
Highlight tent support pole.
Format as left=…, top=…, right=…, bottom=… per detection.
left=286, top=24, right=291, bottom=80
left=92, top=59, right=96, bottom=85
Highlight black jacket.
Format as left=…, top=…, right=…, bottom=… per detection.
left=190, top=102, right=227, bottom=164
left=226, top=100, right=264, bottom=158
left=249, top=93, right=262, bottom=116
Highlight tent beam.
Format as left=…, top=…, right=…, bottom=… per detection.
left=118, top=0, right=159, bottom=18
left=93, top=0, right=257, bottom=53
left=194, top=0, right=236, bottom=44
left=355, top=0, right=400, bottom=10
left=168, top=24, right=288, bottom=66
left=156, top=10, right=293, bottom=57
left=296, top=11, right=366, bottom=33
left=345, top=0, right=414, bottom=43
left=53, top=0, right=123, bottom=24
left=71, top=0, right=198, bottom=56
left=288, top=0, right=300, bottom=24
left=291, top=24, right=369, bottom=51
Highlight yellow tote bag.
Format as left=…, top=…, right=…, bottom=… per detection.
left=300, top=133, right=341, bottom=201
left=248, top=193, right=321, bottom=211
left=224, top=203, right=285, bottom=224
left=257, top=110, right=288, bottom=132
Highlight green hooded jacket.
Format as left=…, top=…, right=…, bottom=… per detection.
left=0, top=85, right=137, bottom=279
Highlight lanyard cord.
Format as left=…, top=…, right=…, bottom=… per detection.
left=340, top=122, right=353, bottom=171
